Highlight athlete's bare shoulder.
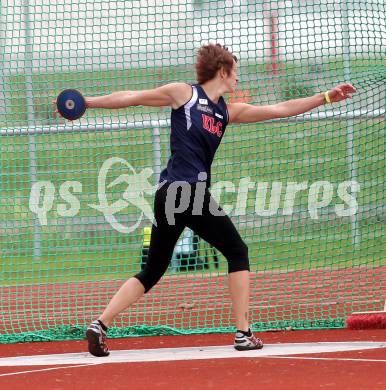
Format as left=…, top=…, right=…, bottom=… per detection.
left=165, top=82, right=193, bottom=110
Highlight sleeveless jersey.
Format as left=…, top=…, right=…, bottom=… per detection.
left=159, top=84, right=229, bottom=187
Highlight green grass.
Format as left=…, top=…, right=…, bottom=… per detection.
left=2, top=235, right=384, bottom=286
left=1, top=56, right=384, bottom=127
left=1, top=119, right=384, bottom=195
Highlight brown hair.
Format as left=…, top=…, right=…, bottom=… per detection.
left=195, top=43, right=237, bottom=84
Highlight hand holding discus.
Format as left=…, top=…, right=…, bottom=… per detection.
left=55, top=89, right=87, bottom=120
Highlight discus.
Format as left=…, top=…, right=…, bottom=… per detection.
left=56, top=89, right=86, bottom=120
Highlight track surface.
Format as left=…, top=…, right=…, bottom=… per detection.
left=0, top=329, right=385, bottom=389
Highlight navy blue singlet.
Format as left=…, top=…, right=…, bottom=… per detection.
left=159, top=84, right=229, bottom=187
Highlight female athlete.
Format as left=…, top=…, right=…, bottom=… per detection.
left=82, top=43, right=356, bottom=356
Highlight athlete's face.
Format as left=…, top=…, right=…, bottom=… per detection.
left=223, top=60, right=238, bottom=93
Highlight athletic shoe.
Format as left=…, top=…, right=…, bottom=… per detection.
left=86, top=320, right=110, bottom=357
left=234, top=330, right=264, bottom=351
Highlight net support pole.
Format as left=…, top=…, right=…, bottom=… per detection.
left=341, top=0, right=360, bottom=250
left=152, top=124, right=161, bottom=183
left=270, top=8, right=278, bottom=75
left=23, top=0, right=41, bottom=260
left=0, top=8, right=6, bottom=122
left=264, top=1, right=279, bottom=77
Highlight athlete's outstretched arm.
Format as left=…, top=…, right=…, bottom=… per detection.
left=228, top=83, right=356, bottom=124
left=84, top=83, right=191, bottom=110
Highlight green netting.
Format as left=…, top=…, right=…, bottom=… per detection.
left=0, top=0, right=385, bottom=344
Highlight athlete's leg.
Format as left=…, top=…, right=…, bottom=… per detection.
left=186, top=190, right=254, bottom=334
left=187, top=213, right=250, bottom=331
left=98, top=277, right=145, bottom=328
left=99, top=184, right=185, bottom=326
left=98, top=220, right=185, bottom=326
left=228, top=270, right=250, bottom=331
left=187, top=197, right=263, bottom=350
left=134, top=218, right=185, bottom=292
left=87, top=184, right=185, bottom=356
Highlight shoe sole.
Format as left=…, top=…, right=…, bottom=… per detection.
left=86, top=329, right=110, bottom=357
left=234, top=344, right=264, bottom=351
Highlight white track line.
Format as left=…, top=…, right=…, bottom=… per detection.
left=0, top=363, right=100, bottom=378
left=0, top=342, right=384, bottom=367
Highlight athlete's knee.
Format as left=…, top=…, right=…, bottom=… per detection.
left=225, top=240, right=250, bottom=273
left=134, top=263, right=167, bottom=293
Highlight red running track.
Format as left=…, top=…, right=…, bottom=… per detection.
left=0, top=329, right=385, bottom=389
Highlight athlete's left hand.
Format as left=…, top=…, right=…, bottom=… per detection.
left=327, top=84, right=357, bottom=103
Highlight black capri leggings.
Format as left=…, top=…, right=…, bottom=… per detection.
left=134, top=182, right=250, bottom=293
